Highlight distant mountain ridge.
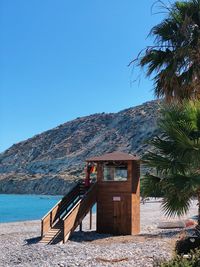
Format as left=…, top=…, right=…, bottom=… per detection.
left=0, top=100, right=161, bottom=194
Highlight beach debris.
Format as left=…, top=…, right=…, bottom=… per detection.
left=185, top=219, right=197, bottom=228
left=95, top=257, right=129, bottom=263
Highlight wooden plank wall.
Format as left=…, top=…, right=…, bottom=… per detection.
left=96, top=161, right=140, bottom=235
left=131, top=161, right=140, bottom=234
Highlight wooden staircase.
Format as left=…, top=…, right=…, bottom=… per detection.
left=40, top=181, right=97, bottom=244
left=40, top=221, right=63, bottom=244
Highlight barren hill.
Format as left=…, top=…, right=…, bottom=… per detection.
left=0, top=100, right=160, bottom=194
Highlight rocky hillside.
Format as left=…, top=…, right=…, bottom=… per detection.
left=0, top=100, right=161, bottom=194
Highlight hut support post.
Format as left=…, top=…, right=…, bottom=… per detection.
left=80, top=222, right=82, bottom=232
left=89, top=208, right=92, bottom=230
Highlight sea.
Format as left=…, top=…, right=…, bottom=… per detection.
left=0, top=194, right=97, bottom=223
left=0, top=194, right=62, bottom=223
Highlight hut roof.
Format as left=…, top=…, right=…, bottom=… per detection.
left=86, top=151, right=139, bottom=162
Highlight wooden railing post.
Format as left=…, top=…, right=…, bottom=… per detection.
left=80, top=222, right=82, bottom=232
left=50, top=211, right=52, bottom=227
left=41, top=220, right=44, bottom=237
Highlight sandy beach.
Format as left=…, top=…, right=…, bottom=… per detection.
left=0, top=199, right=198, bottom=267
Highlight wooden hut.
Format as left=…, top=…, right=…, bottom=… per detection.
left=87, top=151, right=140, bottom=235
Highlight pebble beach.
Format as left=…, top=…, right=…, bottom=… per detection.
left=0, top=199, right=198, bottom=267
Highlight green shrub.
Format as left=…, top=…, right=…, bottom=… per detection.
left=153, top=249, right=200, bottom=267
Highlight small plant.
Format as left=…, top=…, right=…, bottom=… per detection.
left=153, top=249, right=200, bottom=267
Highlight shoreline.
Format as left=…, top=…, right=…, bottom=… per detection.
left=0, top=192, right=63, bottom=196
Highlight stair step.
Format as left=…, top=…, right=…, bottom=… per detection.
left=44, top=235, right=59, bottom=238
left=41, top=239, right=53, bottom=242
left=45, top=232, right=61, bottom=236
left=41, top=239, right=51, bottom=242
left=45, top=232, right=60, bottom=235
left=40, top=239, right=51, bottom=243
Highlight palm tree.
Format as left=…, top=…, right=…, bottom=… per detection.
left=135, top=0, right=200, bottom=101
left=142, top=101, right=200, bottom=223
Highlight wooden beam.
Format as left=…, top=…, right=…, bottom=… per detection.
left=89, top=208, right=92, bottom=230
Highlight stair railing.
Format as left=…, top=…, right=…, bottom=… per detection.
left=41, top=182, right=81, bottom=237
left=62, top=182, right=97, bottom=243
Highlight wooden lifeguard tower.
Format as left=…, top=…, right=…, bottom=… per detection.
left=40, top=151, right=140, bottom=244
left=87, top=151, right=140, bottom=235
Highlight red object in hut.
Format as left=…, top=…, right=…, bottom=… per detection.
left=84, top=163, right=93, bottom=188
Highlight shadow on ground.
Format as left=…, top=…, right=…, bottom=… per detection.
left=24, top=229, right=196, bottom=245
left=70, top=231, right=112, bottom=242
left=140, top=228, right=195, bottom=239
left=25, top=236, right=41, bottom=245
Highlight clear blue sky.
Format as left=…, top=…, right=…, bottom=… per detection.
left=0, top=0, right=167, bottom=152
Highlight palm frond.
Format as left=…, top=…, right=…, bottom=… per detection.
left=161, top=195, right=191, bottom=217
left=134, top=0, right=200, bottom=101
left=142, top=101, right=200, bottom=218
left=141, top=173, right=162, bottom=198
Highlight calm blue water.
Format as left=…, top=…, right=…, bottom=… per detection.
left=0, top=194, right=62, bottom=223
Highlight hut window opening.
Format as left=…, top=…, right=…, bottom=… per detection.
left=103, top=163, right=128, bottom=181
